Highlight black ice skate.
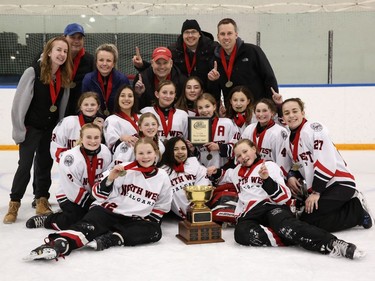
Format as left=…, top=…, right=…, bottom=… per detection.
left=87, top=232, right=124, bottom=251
left=23, top=238, right=69, bottom=261
left=327, top=239, right=365, bottom=260
left=356, top=191, right=373, bottom=229
left=26, top=214, right=49, bottom=228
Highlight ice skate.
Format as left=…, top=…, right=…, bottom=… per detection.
left=328, top=239, right=366, bottom=260
left=26, top=214, right=49, bottom=228
left=86, top=232, right=124, bottom=251
left=23, top=238, right=69, bottom=261
left=356, top=191, right=373, bottom=229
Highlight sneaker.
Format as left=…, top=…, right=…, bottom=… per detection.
left=3, top=201, right=21, bottom=224
left=87, top=232, right=124, bottom=251
left=355, top=191, right=373, bottom=229
left=328, top=239, right=366, bottom=260
left=35, top=197, right=52, bottom=215
left=26, top=214, right=49, bottom=228
left=23, top=238, right=69, bottom=261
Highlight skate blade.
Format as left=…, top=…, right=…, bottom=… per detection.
left=23, top=249, right=57, bottom=261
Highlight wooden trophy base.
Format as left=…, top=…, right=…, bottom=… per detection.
left=176, top=220, right=225, bottom=245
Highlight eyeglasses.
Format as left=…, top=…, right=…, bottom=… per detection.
left=183, top=30, right=198, bottom=35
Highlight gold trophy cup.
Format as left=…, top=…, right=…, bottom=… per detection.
left=176, top=185, right=225, bottom=244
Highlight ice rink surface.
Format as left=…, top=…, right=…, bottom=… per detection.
left=0, top=150, right=374, bottom=281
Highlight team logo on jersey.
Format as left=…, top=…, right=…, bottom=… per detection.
left=310, top=122, right=323, bottom=132
left=120, top=144, right=128, bottom=153
left=281, top=130, right=288, bottom=140
left=64, top=155, right=74, bottom=166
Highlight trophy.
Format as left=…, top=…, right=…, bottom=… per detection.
left=176, top=185, right=225, bottom=244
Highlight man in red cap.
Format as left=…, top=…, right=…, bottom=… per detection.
left=133, top=46, right=186, bottom=109
left=132, top=19, right=217, bottom=98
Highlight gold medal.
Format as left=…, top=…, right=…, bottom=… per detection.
left=119, top=170, right=127, bottom=177
left=68, top=82, right=76, bottom=88
left=292, top=163, right=300, bottom=171
left=206, top=153, right=213, bottom=160
left=104, top=109, right=110, bottom=116
left=49, top=105, right=58, bottom=112
left=225, top=81, right=233, bottom=88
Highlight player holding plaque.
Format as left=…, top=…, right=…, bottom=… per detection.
left=193, top=93, right=239, bottom=169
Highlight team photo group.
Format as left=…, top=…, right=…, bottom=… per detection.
left=4, top=17, right=373, bottom=261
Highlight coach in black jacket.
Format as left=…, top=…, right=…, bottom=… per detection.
left=207, top=18, right=278, bottom=105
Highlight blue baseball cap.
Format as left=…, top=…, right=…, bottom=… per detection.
left=64, top=23, right=85, bottom=36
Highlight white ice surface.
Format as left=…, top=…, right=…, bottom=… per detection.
left=0, top=150, right=374, bottom=281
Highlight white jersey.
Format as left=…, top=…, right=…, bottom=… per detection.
left=242, top=121, right=291, bottom=176
left=197, top=117, right=240, bottom=168
left=50, top=115, right=85, bottom=162
left=112, top=138, right=165, bottom=166
left=56, top=144, right=112, bottom=208
left=141, top=106, right=188, bottom=142
left=103, top=113, right=139, bottom=152
left=92, top=164, right=172, bottom=222
left=161, top=157, right=211, bottom=218
left=287, top=120, right=356, bottom=193
left=217, top=160, right=291, bottom=219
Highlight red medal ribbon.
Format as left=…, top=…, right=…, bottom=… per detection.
left=153, top=73, right=171, bottom=90
left=234, top=112, right=246, bottom=127
left=183, top=42, right=197, bottom=76
left=49, top=67, right=62, bottom=106
left=71, top=48, right=85, bottom=80
left=97, top=71, right=113, bottom=108
left=173, top=162, right=185, bottom=173
left=290, top=118, right=307, bottom=162
left=211, top=117, right=219, bottom=141
left=154, top=106, right=175, bottom=137
left=238, top=158, right=262, bottom=177
left=123, top=161, right=155, bottom=173
left=78, top=113, right=86, bottom=127
left=116, top=112, right=139, bottom=132
left=81, top=147, right=99, bottom=187
left=252, top=119, right=275, bottom=151
left=220, top=44, right=237, bottom=82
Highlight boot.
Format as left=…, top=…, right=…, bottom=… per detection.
left=35, top=197, right=52, bottom=215
left=3, top=201, right=21, bottom=224
left=26, top=214, right=49, bottom=228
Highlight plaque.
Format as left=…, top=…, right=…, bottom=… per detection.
left=188, top=117, right=212, bottom=146
left=176, top=185, right=225, bottom=245
left=49, top=105, right=57, bottom=112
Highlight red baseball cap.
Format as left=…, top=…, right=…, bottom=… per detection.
left=152, top=47, right=172, bottom=61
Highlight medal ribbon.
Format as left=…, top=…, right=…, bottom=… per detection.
left=78, top=113, right=86, bottom=127
left=183, top=42, right=197, bottom=76
left=234, top=112, right=246, bottom=127
left=211, top=117, right=219, bottom=141
left=290, top=118, right=307, bottom=162
left=153, top=73, right=171, bottom=90
left=97, top=71, right=113, bottom=110
left=123, top=161, right=155, bottom=173
left=238, top=158, right=262, bottom=177
left=252, top=119, right=275, bottom=151
left=71, top=48, right=85, bottom=81
left=116, top=112, right=139, bottom=131
left=220, top=44, right=237, bottom=82
left=49, top=68, right=62, bottom=106
left=81, top=147, right=99, bottom=187
left=154, top=106, right=175, bottom=137
left=173, top=162, right=185, bottom=173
